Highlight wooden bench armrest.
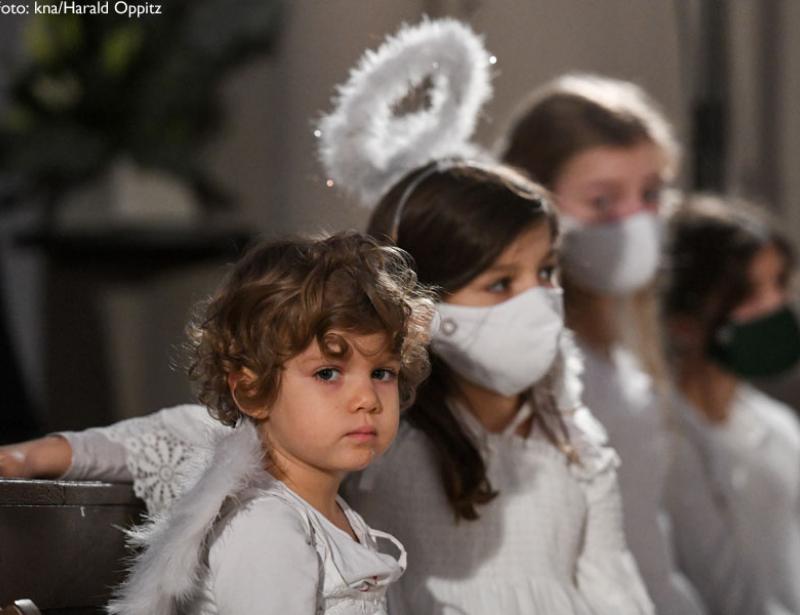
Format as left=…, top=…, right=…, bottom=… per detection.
left=1, top=599, right=42, bottom=615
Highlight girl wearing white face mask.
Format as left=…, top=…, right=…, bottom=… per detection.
left=663, top=195, right=800, bottom=615
left=500, top=74, right=720, bottom=615
left=347, top=160, right=653, bottom=615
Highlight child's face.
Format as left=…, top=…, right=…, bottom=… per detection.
left=262, top=331, right=401, bottom=480
left=553, top=141, right=667, bottom=224
left=444, top=223, right=557, bottom=307
left=729, top=243, right=790, bottom=322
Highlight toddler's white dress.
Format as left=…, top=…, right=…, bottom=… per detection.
left=106, top=420, right=406, bottom=615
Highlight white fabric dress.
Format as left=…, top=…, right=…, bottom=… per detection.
left=107, top=420, right=406, bottom=615
left=345, top=401, right=654, bottom=615
left=579, top=342, right=706, bottom=615
left=664, top=385, right=800, bottom=615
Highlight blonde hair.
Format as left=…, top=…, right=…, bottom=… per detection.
left=500, top=73, right=678, bottom=386
left=500, top=73, right=680, bottom=185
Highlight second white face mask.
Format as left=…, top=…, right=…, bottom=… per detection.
left=430, top=287, right=564, bottom=396
left=560, top=211, right=662, bottom=295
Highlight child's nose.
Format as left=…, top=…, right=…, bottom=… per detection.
left=763, top=286, right=788, bottom=314
left=608, top=199, right=644, bottom=222
left=351, top=378, right=382, bottom=413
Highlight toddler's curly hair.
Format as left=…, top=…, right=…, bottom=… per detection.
left=188, top=231, right=435, bottom=426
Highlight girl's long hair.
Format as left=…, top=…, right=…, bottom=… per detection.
left=368, top=160, right=571, bottom=521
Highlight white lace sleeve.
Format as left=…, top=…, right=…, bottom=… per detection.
left=60, top=404, right=229, bottom=514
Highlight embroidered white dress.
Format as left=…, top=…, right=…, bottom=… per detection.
left=107, top=420, right=406, bottom=615
left=664, top=385, right=800, bottom=615
left=345, top=401, right=654, bottom=615
left=579, top=342, right=706, bottom=615
left=61, top=404, right=226, bottom=513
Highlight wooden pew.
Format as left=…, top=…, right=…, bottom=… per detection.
left=1, top=599, right=41, bottom=614
left=0, top=479, right=144, bottom=614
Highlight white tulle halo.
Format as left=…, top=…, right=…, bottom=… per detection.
left=317, top=18, right=495, bottom=207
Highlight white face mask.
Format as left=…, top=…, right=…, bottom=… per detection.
left=430, top=287, right=564, bottom=396
left=560, top=211, right=662, bottom=295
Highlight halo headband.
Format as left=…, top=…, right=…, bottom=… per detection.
left=317, top=18, right=496, bottom=208
left=391, top=160, right=450, bottom=237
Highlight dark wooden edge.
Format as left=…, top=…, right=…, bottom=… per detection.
left=0, top=479, right=141, bottom=506
left=1, top=599, right=42, bottom=615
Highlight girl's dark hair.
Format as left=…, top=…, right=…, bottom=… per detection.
left=499, top=73, right=679, bottom=188
left=664, top=194, right=795, bottom=338
left=368, top=160, right=565, bottom=521
left=188, top=232, right=435, bottom=426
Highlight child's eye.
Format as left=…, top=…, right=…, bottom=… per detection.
left=643, top=185, right=663, bottom=207
left=486, top=277, right=512, bottom=293
left=538, top=265, right=558, bottom=284
left=372, top=368, right=398, bottom=382
left=314, top=367, right=341, bottom=382
left=589, top=194, right=614, bottom=212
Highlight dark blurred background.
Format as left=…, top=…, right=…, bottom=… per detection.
left=1, top=0, right=798, bottom=440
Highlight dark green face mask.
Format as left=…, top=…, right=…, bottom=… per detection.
left=708, top=305, right=800, bottom=378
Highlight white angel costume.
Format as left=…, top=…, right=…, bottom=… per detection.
left=104, top=419, right=406, bottom=615
left=346, top=406, right=651, bottom=615
left=341, top=332, right=653, bottom=615
left=315, top=18, right=649, bottom=613
left=62, top=403, right=223, bottom=514
left=664, top=384, right=800, bottom=615
left=578, top=342, right=707, bottom=615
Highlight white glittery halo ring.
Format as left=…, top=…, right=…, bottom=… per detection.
left=317, top=18, right=495, bottom=207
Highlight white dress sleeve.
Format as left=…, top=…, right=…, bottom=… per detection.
left=575, top=463, right=655, bottom=614
left=662, top=429, right=769, bottom=615
left=209, top=496, right=321, bottom=613
left=59, top=404, right=227, bottom=514
left=568, top=408, right=655, bottom=615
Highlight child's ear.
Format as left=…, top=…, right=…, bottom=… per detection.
left=228, top=370, right=270, bottom=420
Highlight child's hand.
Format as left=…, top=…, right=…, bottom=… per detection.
left=0, top=436, right=72, bottom=479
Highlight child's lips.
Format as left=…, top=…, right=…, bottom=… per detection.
left=346, top=426, right=378, bottom=441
